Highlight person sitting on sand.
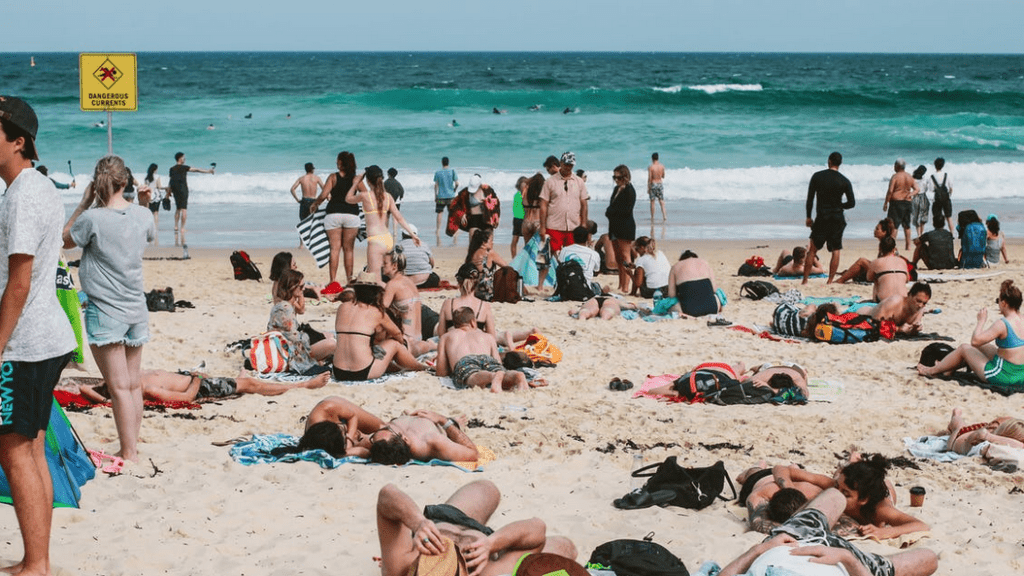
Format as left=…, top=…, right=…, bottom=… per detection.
left=631, top=236, right=670, bottom=298
left=367, top=409, right=479, bottom=465
left=917, top=280, right=1024, bottom=394
left=772, top=454, right=929, bottom=540
left=397, top=224, right=440, bottom=289
left=771, top=302, right=839, bottom=338
left=382, top=248, right=435, bottom=356
left=774, top=246, right=823, bottom=277
left=836, top=237, right=910, bottom=301
left=666, top=250, right=723, bottom=317
left=717, top=487, right=937, bottom=576
left=437, top=263, right=535, bottom=348
left=268, top=269, right=336, bottom=374
left=943, top=407, right=1024, bottom=456
left=331, top=272, right=429, bottom=382
left=912, top=214, right=956, bottom=271
left=863, top=281, right=931, bottom=335
left=571, top=293, right=638, bottom=320
left=79, top=369, right=329, bottom=404
left=647, top=361, right=808, bottom=398
left=377, top=480, right=579, bottom=576
left=557, top=225, right=603, bottom=294
left=436, top=307, right=534, bottom=393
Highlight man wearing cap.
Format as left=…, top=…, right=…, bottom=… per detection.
left=0, top=96, right=78, bottom=576
left=539, top=152, right=589, bottom=253
left=434, top=156, right=460, bottom=244
left=377, top=480, right=579, bottom=576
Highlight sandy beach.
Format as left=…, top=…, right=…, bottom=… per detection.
left=2, top=236, right=1022, bottom=576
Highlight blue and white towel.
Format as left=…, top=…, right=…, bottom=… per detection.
left=229, top=433, right=480, bottom=471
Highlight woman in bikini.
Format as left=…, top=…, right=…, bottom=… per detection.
left=382, top=248, right=435, bottom=356
left=918, top=280, right=1024, bottom=394
left=346, top=165, right=420, bottom=282
left=837, top=236, right=909, bottom=301
left=331, top=272, right=428, bottom=382
left=943, top=407, right=1024, bottom=455
left=267, top=269, right=335, bottom=374
left=436, top=263, right=534, bottom=348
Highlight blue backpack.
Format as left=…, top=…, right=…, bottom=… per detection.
left=961, top=221, right=987, bottom=269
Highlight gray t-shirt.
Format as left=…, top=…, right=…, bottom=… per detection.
left=400, top=238, right=433, bottom=276
left=70, top=204, right=156, bottom=324
left=0, top=168, right=76, bottom=361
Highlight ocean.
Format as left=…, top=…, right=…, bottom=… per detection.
left=3, top=52, right=1022, bottom=248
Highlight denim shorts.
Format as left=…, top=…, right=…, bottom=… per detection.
left=85, top=306, right=150, bottom=347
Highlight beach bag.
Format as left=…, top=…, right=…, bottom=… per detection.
left=474, top=265, right=496, bottom=301
left=737, top=255, right=771, bottom=277
left=248, top=331, right=291, bottom=373
left=961, top=221, right=987, bottom=269
left=230, top=250, right=263, bottom=281
left=631, top=457, right=736, bottom=510
left=703, top=380, right=774, bottom=405
left=554, top=259, right=593, bottom=302
left=919, top=342, right=955, bottom=367
left=145, top=287, right=176, bottom=313
left=814, top=312, right=895, bottom=343
left=515, top=334, right=562, bottom=365
left=740, top=280, right=778, bottom=300
left=587, top=537, right=689, bottom=576
left=491, top=266, right=523, bottom=304
left=931, top=174, right=949, bottom=205
left=671, top=362, right=740, bottom=403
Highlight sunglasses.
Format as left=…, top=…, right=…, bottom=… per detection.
left=563, top=180, right=568, bottom=191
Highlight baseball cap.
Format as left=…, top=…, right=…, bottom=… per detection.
left=402, top=223, right=419, bottom=239
left=0, top=96, right=39, bottom=160
left=467, top=174, right=482, bottom=193
left=560, top=151, right=576, bottom=166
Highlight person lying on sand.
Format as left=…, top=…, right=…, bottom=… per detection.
left=738, top=461, right=853, bottom=535
left=861, top=282, right=931, bottom=335
left=771, top=302, right=838, bottom=338
left=647, top=361, right=809, bottom=398
left=570, top=293, right=637, bottom=320
left=943, top=407, right=1024, bottom=456
left=376, top=480, right=578, bottom=576
left=79, top=369, right=328, bottom=404
left=773, top=246, right=822, bottom=277
left=437, top=306, right=545, bottom=392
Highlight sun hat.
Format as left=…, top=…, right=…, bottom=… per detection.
left=560, top=151, right=576, bottom=166
left=0, top=96, right=39, bottom=160
left=409, top=537, right=468, bottom=576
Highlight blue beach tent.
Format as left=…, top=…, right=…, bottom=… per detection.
left=0, top=398, right=95, bottom=508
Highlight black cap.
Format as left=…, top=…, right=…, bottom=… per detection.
left=0, top=96, right=39, bottom=160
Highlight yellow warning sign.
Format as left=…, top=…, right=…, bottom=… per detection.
left=79, top=53, right=137, bottom=111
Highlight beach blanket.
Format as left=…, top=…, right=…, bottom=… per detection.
left=917, top=270, right=1004, bottom=283
left=228, top=434, right=487, bottom=471
left=53, top=389, right=201, bottom=411
left=902, top=435, right=984, bottom=462
left=255, top=370, right=416, bottom=387
left=763, top=289, right=804, bottom=305
left=296, top=209, right=331, bottom=268
left=800, top=295, right=865, bottom=307
left=775, top=273, right=825, bottom=280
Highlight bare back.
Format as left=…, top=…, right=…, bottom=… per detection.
left=439, top=327, right=499, bottom=372
left=648, top=161, right=665, bottom=184
left=888, top=171, right=916, bottom=202
left=297, top=173, right=323, bottom=199
left=867, top=254, right=909, bottom=301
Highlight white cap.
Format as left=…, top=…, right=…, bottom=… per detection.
left=467, top=174, right=483, bottom=193
left=402, top=223, right=418, bottom=238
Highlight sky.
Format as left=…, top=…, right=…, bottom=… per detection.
left=4, top=0, right=1022, bottom=53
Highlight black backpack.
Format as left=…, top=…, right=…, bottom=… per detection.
left=631, top=457, right=736, bottom=510
left=737, top=262, right=771, bottom=277
left=230, top=250, right=263, bottom=281
left=740, top=280, right=778, bottom=300
left=555, top=259, right=593, bottom=302
left=931, top=174, right=949, bottom=203
left=145, top=287, right=175, bottom=312
left=588, top=537, right=689, bottom=576
left=919, top=342, right=955, bottom=367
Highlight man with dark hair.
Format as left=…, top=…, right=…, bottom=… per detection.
left=433, top=156, right=459, bottom=243
left=384, top=167, right=404, bottom=211
left=647, top=151, right=667, bottom=222
left=912, top=214, right=956, bottom=270
left=539, top=151, right=589, bottom=252
left=557, top=225, right=602, bottom=291
left=0, top=95, right=78, bottom=576
left=367, top=409, right=478, bottom=465
left=168, top=151, right=214, bottom=246
left=542, top=155, right=560, bottom=176
left=804, top=151, right=855, bottom=285
left=924, top=157, right=953, bottom=234
left=290, top=161, right=324, bottom=221
left=883, top=158, right=919, bottom=252
left=436, top=307, right=528, bottom=392
left=867, top=282, right=932, bottom=335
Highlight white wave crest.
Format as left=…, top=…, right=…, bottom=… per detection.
left=652, top=85, right=683, bottom=93
left=688, top=83, right=763, bottom=94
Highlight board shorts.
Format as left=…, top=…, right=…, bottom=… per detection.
left=85, top=306, right=150, bottom=347
left=198, top=376, right=237, bottom=398
left=435, top=197, right=455, bottom=214
left=809, top=213, right=846, bottom=252
left=0, top=352, right=73, bottom=438
left=299, top=198, right=316, bottom=221
left=769, top=508, right=894, bottom=576
left=984, top=356, right=1024, bottom=393
left=172, top=189, right=188, bottom=210
left=887, top=200, right=912, bottom=229
left=452, top=354, right=503, bottom=389
left=545, top=229, right=574, bottom=253
left=148, top=201, right=161, bottom=213
left=911, top=194, right=930, bottom=227
left=512, top=217, right=523, bottom=237
left=323, top=213, right=360, bottom=231
left=648, top=182, right=664, bottom=201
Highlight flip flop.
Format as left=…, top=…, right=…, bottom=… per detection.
left=608, top=377, right=622, bottom=390
left=613, top=488, right=676, bottom=510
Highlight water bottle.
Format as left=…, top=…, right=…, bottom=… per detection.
left=630, top=452, right=645, bottom=492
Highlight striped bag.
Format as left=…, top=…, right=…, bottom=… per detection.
left=249, top=331, right=291, bottom=373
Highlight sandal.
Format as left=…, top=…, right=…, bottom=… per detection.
left=613, top=488, right=676, bottom=510
left=609, top=378, right=634, bottom=391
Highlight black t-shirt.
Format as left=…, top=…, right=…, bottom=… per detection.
left=806, top=169, right=855, bottom=219
left=169, top=164, right=190, bottom=194
left=384, top=177, right=404, bottom=203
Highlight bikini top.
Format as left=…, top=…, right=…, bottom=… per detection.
left=443, top=299, right=487, bottom=330
left=467, top=193, right=482, bottom=207
left=364, top=191, right=387, bottom=216
left=995, top=318, right=1024, bottom=349
left=874, top=268, right=907, bottom=278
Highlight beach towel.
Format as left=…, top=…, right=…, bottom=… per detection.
left=800, top=295, right=865, bottom=307
left=296, top=210, right=330, bottom=268
left=53, top=388, right=202, bottom=411
left=438, top=368, right=542, bottom=390
left=902, top=435, right=984, bottom=462
left=805, top=378, right=846, bottom=402
left=56, top=260, right=85, bottom=364
left=255, top=370, right=416, bottom=387
left=228, top=434, right=485, bottom=471
left=775, top=273, right=825, bottom=280
left=763, top=289, right=804, bottom=305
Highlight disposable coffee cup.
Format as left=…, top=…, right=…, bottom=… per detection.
left=910, top=486, right=926, bottom=507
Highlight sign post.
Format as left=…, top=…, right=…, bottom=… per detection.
left=79, top=53, right=138, bottom=155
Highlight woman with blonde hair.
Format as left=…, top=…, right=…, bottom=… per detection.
left=63, top=155, right=155, bottom=461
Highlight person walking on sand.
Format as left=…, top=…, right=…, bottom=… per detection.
left=804, top=151, right=855, bottom=285
left=290, top=162, right=324, bottom=222
left=0, top=95, right=78, bottom=576
left=168, top=151, right=214, bottom=247
left=882, top=158, right=918, bottom=253
left=647, top=152, right=667, bottom=222
left=433, top=156, right=459, bottom=244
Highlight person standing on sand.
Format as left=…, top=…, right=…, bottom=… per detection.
left=539, top=151, right=589, bottom=253
left=882, top=158, right=918, bottom=253
left=290, top=162, right=323, bottom=222
left=0, top=95, right=77, bottom=576
left=433, top=156, right=459, bottom=244
left=924, top=157, right=954, bottom=235
left=647, top=152, right=667, bottom=222
left=168, top=151, right=214, bottom=247
left=804, top=151, right=855, bottom=284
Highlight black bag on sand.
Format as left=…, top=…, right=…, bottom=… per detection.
left=588, top=536, right=689, bottom=576
left=737, top=262, right=771, bottom=277
left=631, top=457, right=736, bottom=510
left=146, top=288, right=175, bottom=312
left=555, top=259, right=594, bottom=302
left=919, top=343, right=955, bottom=367
left=740, top=280, right=778, bottom=300
left=230, top=250, right=263, bottom=281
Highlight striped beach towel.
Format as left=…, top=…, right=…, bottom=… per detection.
left=296, top=210, right=330, bottom=268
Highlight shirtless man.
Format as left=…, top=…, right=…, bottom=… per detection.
left=773, top=246, right=822, bottom=277
left=368, top=408, right=479, bottom=465
left=737, top=462, right=826, bottom=534
left=376, top=480, right=578, bottom=576
left=290, top=162, right=324, bottom=222
left=647, top=152, right=667, bottom=222
left=437, top=307, right=529, bottom=393
left=837, top=237, right=910, bottom=301
left=79, top=369, right=328, bottom=404
left=883, top=159, right=919, bottom=252
left=865, top=282, right=931, bottom=335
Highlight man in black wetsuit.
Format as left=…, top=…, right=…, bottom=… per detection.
left=804, top=151, right=855, bottom=285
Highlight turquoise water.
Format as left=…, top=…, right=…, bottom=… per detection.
left=3, top=52, right=1022, bottom=246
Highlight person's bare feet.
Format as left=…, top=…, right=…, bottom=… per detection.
left=916, top=363, right=934, bottom=376
left=303, top=372, right=330, bottom=389
left=528, top=377, right=548, bottom=388
left=1, top=560, right=24, bottom=574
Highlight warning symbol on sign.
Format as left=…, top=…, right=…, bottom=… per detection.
left=93, top=59, right=121, bottom=89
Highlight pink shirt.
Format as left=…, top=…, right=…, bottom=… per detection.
left=540, top=174, right=589, bottom=232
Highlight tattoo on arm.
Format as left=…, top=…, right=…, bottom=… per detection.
left=748, top=501, right=779, bottom=534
